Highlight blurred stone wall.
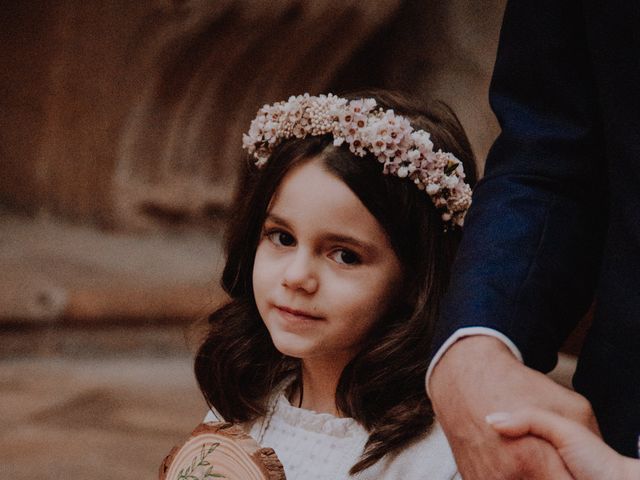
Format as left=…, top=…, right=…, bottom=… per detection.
left=0, top=0, right=505, bottom=231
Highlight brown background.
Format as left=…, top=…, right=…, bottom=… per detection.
left=1, top=1, right=564, bottom=478
left=1, top=0, right=504, bottom=229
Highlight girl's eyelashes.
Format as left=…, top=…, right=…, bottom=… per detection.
left=265, top=229, right=296, bottom=247
left=263, top=226, right=362, bottom=265
left=329, top=248, right=361, bottom=266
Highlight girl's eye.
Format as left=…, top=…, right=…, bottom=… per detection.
left=267, top=230, right=295, bottom=247
left=330, top=249, right=361, bottom=265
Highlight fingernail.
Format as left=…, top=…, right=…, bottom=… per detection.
left=485, top=412, right=512, bottom=425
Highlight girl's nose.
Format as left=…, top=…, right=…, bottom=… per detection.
left=281, top=250, right=318, bottom=293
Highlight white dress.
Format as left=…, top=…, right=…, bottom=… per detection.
left=204, top=389, right=461, bottom=480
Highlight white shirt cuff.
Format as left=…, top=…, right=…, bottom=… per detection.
left=425, top=327, right=523, bottom=397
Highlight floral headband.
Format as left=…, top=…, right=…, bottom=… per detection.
left=242, top=93, right=472, bottom=227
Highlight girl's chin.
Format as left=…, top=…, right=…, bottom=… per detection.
left=270, top=337, right=356, bottom=367
left=270, top=339, right=313, bottom=359
left=268, top=332, right=324, bottom=360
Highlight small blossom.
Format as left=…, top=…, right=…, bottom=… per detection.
left=426, top=183, right=440, bottom=195
left=444, top=175, right=459, bottom=189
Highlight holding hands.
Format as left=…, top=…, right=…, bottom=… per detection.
left=486, top=408, right=640, bottom=480
left=429, top=336, right=600, bottom=479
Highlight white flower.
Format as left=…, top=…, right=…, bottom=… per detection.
left=426, top=183, right=440, bottom=195
left=406, top=149, right=421, bottom=163
left=444, top=175, right=459, bottom=189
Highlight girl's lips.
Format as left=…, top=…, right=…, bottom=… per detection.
left=275, top=305, right=323, bottom=321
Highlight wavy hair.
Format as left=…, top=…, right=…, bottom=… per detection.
left=195, top=90, right=477, bottom=474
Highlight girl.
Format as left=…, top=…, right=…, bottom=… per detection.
left=195, top=91, right=476, bottom=479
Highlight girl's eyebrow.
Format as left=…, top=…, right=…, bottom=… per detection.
left=321, top=233, right=376, bottom=252
left=264, top=213, right=377, bottom=252
left=263, top=213, right=290, bottom=227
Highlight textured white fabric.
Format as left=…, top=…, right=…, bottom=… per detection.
left=205, top=389, right=460, bottom=479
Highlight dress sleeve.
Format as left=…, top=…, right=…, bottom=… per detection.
left=432, top=0, right=608, bottom=372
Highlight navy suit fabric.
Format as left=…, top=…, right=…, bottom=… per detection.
left=433, top=0, right=640, bottom=456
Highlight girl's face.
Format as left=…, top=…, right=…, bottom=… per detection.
left=252, top=158, right=403, bottom=370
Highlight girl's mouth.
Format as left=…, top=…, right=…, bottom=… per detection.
left=275, top=305, right=323, bottom=321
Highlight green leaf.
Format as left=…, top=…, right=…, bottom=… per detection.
left=444, top=160, right=458, bottom=175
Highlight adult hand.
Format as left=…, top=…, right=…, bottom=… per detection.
left=428, top=336, right=599, bottom=479
left=486, top=407, right=640, bottom=480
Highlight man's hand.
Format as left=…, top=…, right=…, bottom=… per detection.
left=428, top=336, right=599, bottom=479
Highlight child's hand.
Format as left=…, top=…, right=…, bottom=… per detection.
left=486, top=409, right=640, bottom=480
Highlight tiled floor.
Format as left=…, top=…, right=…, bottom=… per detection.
left=0, top=355, right=207, bottom=479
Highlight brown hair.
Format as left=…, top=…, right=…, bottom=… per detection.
left=195, top=90, right=476, bottom=474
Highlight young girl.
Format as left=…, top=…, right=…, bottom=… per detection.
left=195, top=91, right=476, bottom=479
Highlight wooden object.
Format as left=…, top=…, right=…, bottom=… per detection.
left=160, top=422, right=286, bottom=480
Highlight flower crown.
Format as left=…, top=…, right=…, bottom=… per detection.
left=242, top=93, right=472, bottom=227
